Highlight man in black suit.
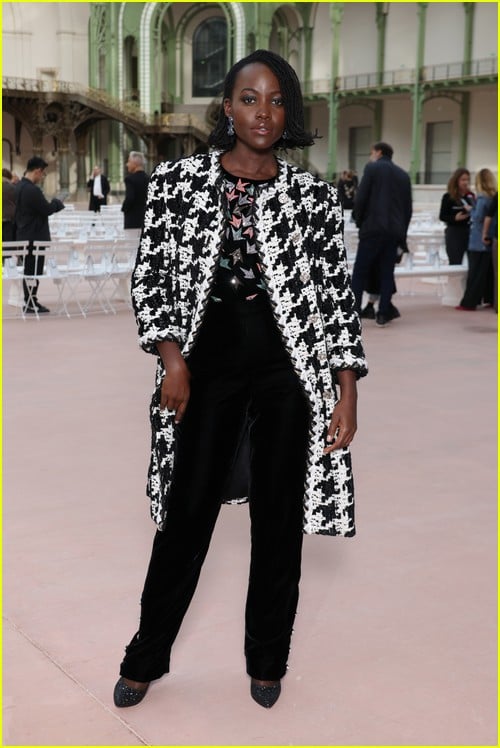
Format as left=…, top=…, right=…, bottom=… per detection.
left=351, top=142, right=412, bottom=326
left=121, top=151, right=149, bottom=229
left=14, top=156, right=65, bottom=313
left=87, top=165, right=110, bottom=212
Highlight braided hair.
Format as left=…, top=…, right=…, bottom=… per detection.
left=208, top=49, right=316, bottom=151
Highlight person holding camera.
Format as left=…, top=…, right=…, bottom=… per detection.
left=14, top=156, right=65, bottom=314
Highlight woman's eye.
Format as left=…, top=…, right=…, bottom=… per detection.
left=242, top=96, right=256, bottom=104
left=272, top=98, right=284, bottom=106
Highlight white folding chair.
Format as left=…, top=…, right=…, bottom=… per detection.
left=108, top=238, right=139, bottom=309
left=39, top=240, right=87, bottom=318
left=2, top=242, right=29, bottom=319
left=17, top=242, right=51, bottom=319
left=81, top=239, right=116, bottom=314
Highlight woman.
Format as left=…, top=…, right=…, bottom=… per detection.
left=337, top=169, right=358, bottom=210
left=439, top=168, right=475, bottom=265
left=114, top=50, right=367, bottom=710
left=456, top=168, right=497, bottom=310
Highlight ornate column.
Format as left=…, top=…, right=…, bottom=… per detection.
left=463, top=3, right=474, bottom=76
left=58, top=144, right=70, bottom=192
left=75, top=132, right=89, bottom=201
left=376, top=3, right=389, bottom=85
left=373, top=99, right=383, bottom=142
left=255, top=3, right=272, bottom=49
left=409, top=3, right=427, bottom=184
left=326, top=3, right=344, bottom=181
left=458, top=91, right=470, bottom=166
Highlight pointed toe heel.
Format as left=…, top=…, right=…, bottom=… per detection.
left=250, top=679, right=281, bottom=708
left=113, top=677, right=150, bottom=708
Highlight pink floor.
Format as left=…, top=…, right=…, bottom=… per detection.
left=3, top=287, right=497, bottom=746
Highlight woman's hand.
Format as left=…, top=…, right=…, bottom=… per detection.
left=157, top=341, right=191, bottom=424
left=324, top=399, right=357, bottom=453
left=160, top=363, right=191, bottom=423
left=324, top=370, right=358, bottom=454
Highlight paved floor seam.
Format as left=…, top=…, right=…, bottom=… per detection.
left=4, top=617, right=150, bottom=746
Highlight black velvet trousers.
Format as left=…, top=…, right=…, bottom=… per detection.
left=120, top=296, right=310, bottom=683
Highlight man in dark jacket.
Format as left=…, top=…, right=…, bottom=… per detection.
left=351, top=142, right=412, bottom=326
left=121, top=151, right=149, bottom=229
left=14, top=156, right=65, bottom=313
left=2, top=168, right=17, bottom=241
left=87, top=164, right=110, bottom=212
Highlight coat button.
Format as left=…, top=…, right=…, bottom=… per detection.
left=318, top=352, right=327, bottom=361
left=300, top=272, right=310, bottom=283
left=278, top=193, right=288, bottom=204
left=291, top=230, right=301, bottom=244
left=323, top=390, right=333, bottom=400
left=308, top=313, right=319, bottom=323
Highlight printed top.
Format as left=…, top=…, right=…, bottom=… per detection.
left=210, top=168, right=275, bottom=302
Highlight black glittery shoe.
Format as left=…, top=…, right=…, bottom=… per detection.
left=250, top=679, right=281, bottom=708
left=113, top=677, right=150, bottom=707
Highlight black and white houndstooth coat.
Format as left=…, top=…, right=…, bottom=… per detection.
left=131, top=150, right=368, bottom=537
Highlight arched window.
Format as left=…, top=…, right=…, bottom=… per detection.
left=192, top=17, right=227, bottom=97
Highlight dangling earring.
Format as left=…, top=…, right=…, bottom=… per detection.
left=227, top=116, right=235, bottom=137
left=282, top=129, right=289, bottom=141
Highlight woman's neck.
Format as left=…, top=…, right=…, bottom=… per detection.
left=220, top=147, right=278, bottom=181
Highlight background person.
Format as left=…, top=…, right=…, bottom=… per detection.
left=439, top=168, right=475, bottom=265
left=351, top=141, right=412, bottom=327
left=482, top=191, right=498, bottom=313
left=87, top=165, right=110, bottom=212
left=337, top=169, right=358, bottom=210
left=2, top=167, right=17, bottom=241
left=14, top=156, right=64, bottom=313
left=121, top=151, right=149, bottom=230
left=456, top=168, right=497, bottom=311
left=113, top=49, right=367, bottom=712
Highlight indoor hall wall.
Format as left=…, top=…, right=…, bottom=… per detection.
left=384, top=3, right=418, bottom=73
left=471, top=3, right=498, bottom=62
left=467, top=87, right=498, bottom=178
left=2, top=2, right=89, bottom=84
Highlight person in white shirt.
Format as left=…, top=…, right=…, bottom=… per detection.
left=87, top=165, right=110, bottom=212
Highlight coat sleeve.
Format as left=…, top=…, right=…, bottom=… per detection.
left=352, top=163, right=371, bottom=227
left=29, top=185, right=64, bottom=217
left=121, top=175, right=134, bottom=214
left=439, top=193, right=457, bottom=224
left=311, top=182, right=368, bottom=381
left=131, top=166, right=186, bottom=354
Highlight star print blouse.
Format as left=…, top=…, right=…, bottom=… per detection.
left=210, top=168, right=274, bottom=303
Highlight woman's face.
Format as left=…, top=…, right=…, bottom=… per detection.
left=457, top=173, right=470, bottom=194
left=224, top=63, right=286, bottom=153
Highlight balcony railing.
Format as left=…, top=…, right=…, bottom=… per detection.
left=2, top=76, right=211, bottom=137
left=2, top=76, right=150, bottom=123
left=422, top=56, right=497, bottom=82
left=303, top=57, right=497, bottom=96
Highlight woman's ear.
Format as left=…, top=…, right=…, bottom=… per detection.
left=223, top=98, right=232, bottom=118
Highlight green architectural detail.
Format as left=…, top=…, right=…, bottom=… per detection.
left=463, top=3, right=474, bottom=76
left=82, top=1, right=495, bottom=187
left=327, top=3, right=344, bottom=181
left=458, top=91, right=470, bottom=166
left=373, top=99, right=383, bottom=142
left=376, top=3, right=389, bottom=85
left=409, top=3, right=428, bottom=184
